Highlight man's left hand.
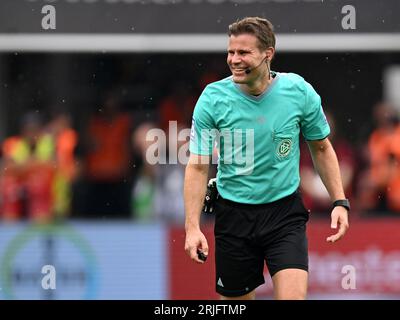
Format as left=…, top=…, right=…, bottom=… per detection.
left=326, top=206, right=349, bottom=243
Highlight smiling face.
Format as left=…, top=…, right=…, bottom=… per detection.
left=227, top=33, right=268, bottom=84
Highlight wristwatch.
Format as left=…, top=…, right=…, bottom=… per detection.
left=332, top=199, right=350, bottom=212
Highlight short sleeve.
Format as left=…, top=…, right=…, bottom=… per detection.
left=301, top=81, right=331, bottom=141
left=189, top=88, right=218, bottom=155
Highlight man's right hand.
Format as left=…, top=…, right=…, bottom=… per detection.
left=184, top=228, right=209, bottom=264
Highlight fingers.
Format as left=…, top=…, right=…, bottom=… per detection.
left=331, top=213, right=338, bottom=229
left=326, top=221, right=349, bottom=243
left=195, top=239, right=209, bottom=264
left=184, top=244, right=201, bottom=263
left=184, top=235, right=209, bottom=264
left=326, top=230, right=343, bottom=243
left=326, top=207, right=350, bottom=243
left=200, top=238, right=209, bottom=257
left=190, top=246, right=204, bottom=264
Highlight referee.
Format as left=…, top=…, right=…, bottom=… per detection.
left=184, top=17, right=349, bottom=300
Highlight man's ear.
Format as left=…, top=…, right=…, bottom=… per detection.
left=266, top=47, right=275, bottom=61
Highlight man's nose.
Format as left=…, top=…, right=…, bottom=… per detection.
left=231, top=53, right=241, bottom=64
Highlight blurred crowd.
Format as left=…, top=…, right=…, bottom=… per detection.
left=0, top=69, right=220, bottom=225
left=300, top=101, right=400, bottom=217
left=1, top=79, right=400, bottom=224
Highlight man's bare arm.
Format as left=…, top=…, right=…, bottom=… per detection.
left=307, top=138, right=349, bottom=242
left=184, top=153, right=210, bottom=263
left=307, top=138, right=345, bottom=201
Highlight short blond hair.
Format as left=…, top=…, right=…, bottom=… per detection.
left=228, top=17, right=276, bottom=51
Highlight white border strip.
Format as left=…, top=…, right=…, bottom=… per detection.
left=0, top=33, right=400, bottom=52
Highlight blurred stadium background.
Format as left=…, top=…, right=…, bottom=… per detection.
left=0, top=0, right=400, bottom=300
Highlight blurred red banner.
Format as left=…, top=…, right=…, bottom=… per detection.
left=169, top=218, right=400, bottom=299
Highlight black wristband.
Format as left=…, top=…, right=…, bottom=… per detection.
left=332, top=199, right=350, bottom=212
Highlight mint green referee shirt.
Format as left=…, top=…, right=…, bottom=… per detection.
left=189, top=72, right=330, bottom=204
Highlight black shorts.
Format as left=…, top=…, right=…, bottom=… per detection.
left=214, top=190, right=309, bottom=297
